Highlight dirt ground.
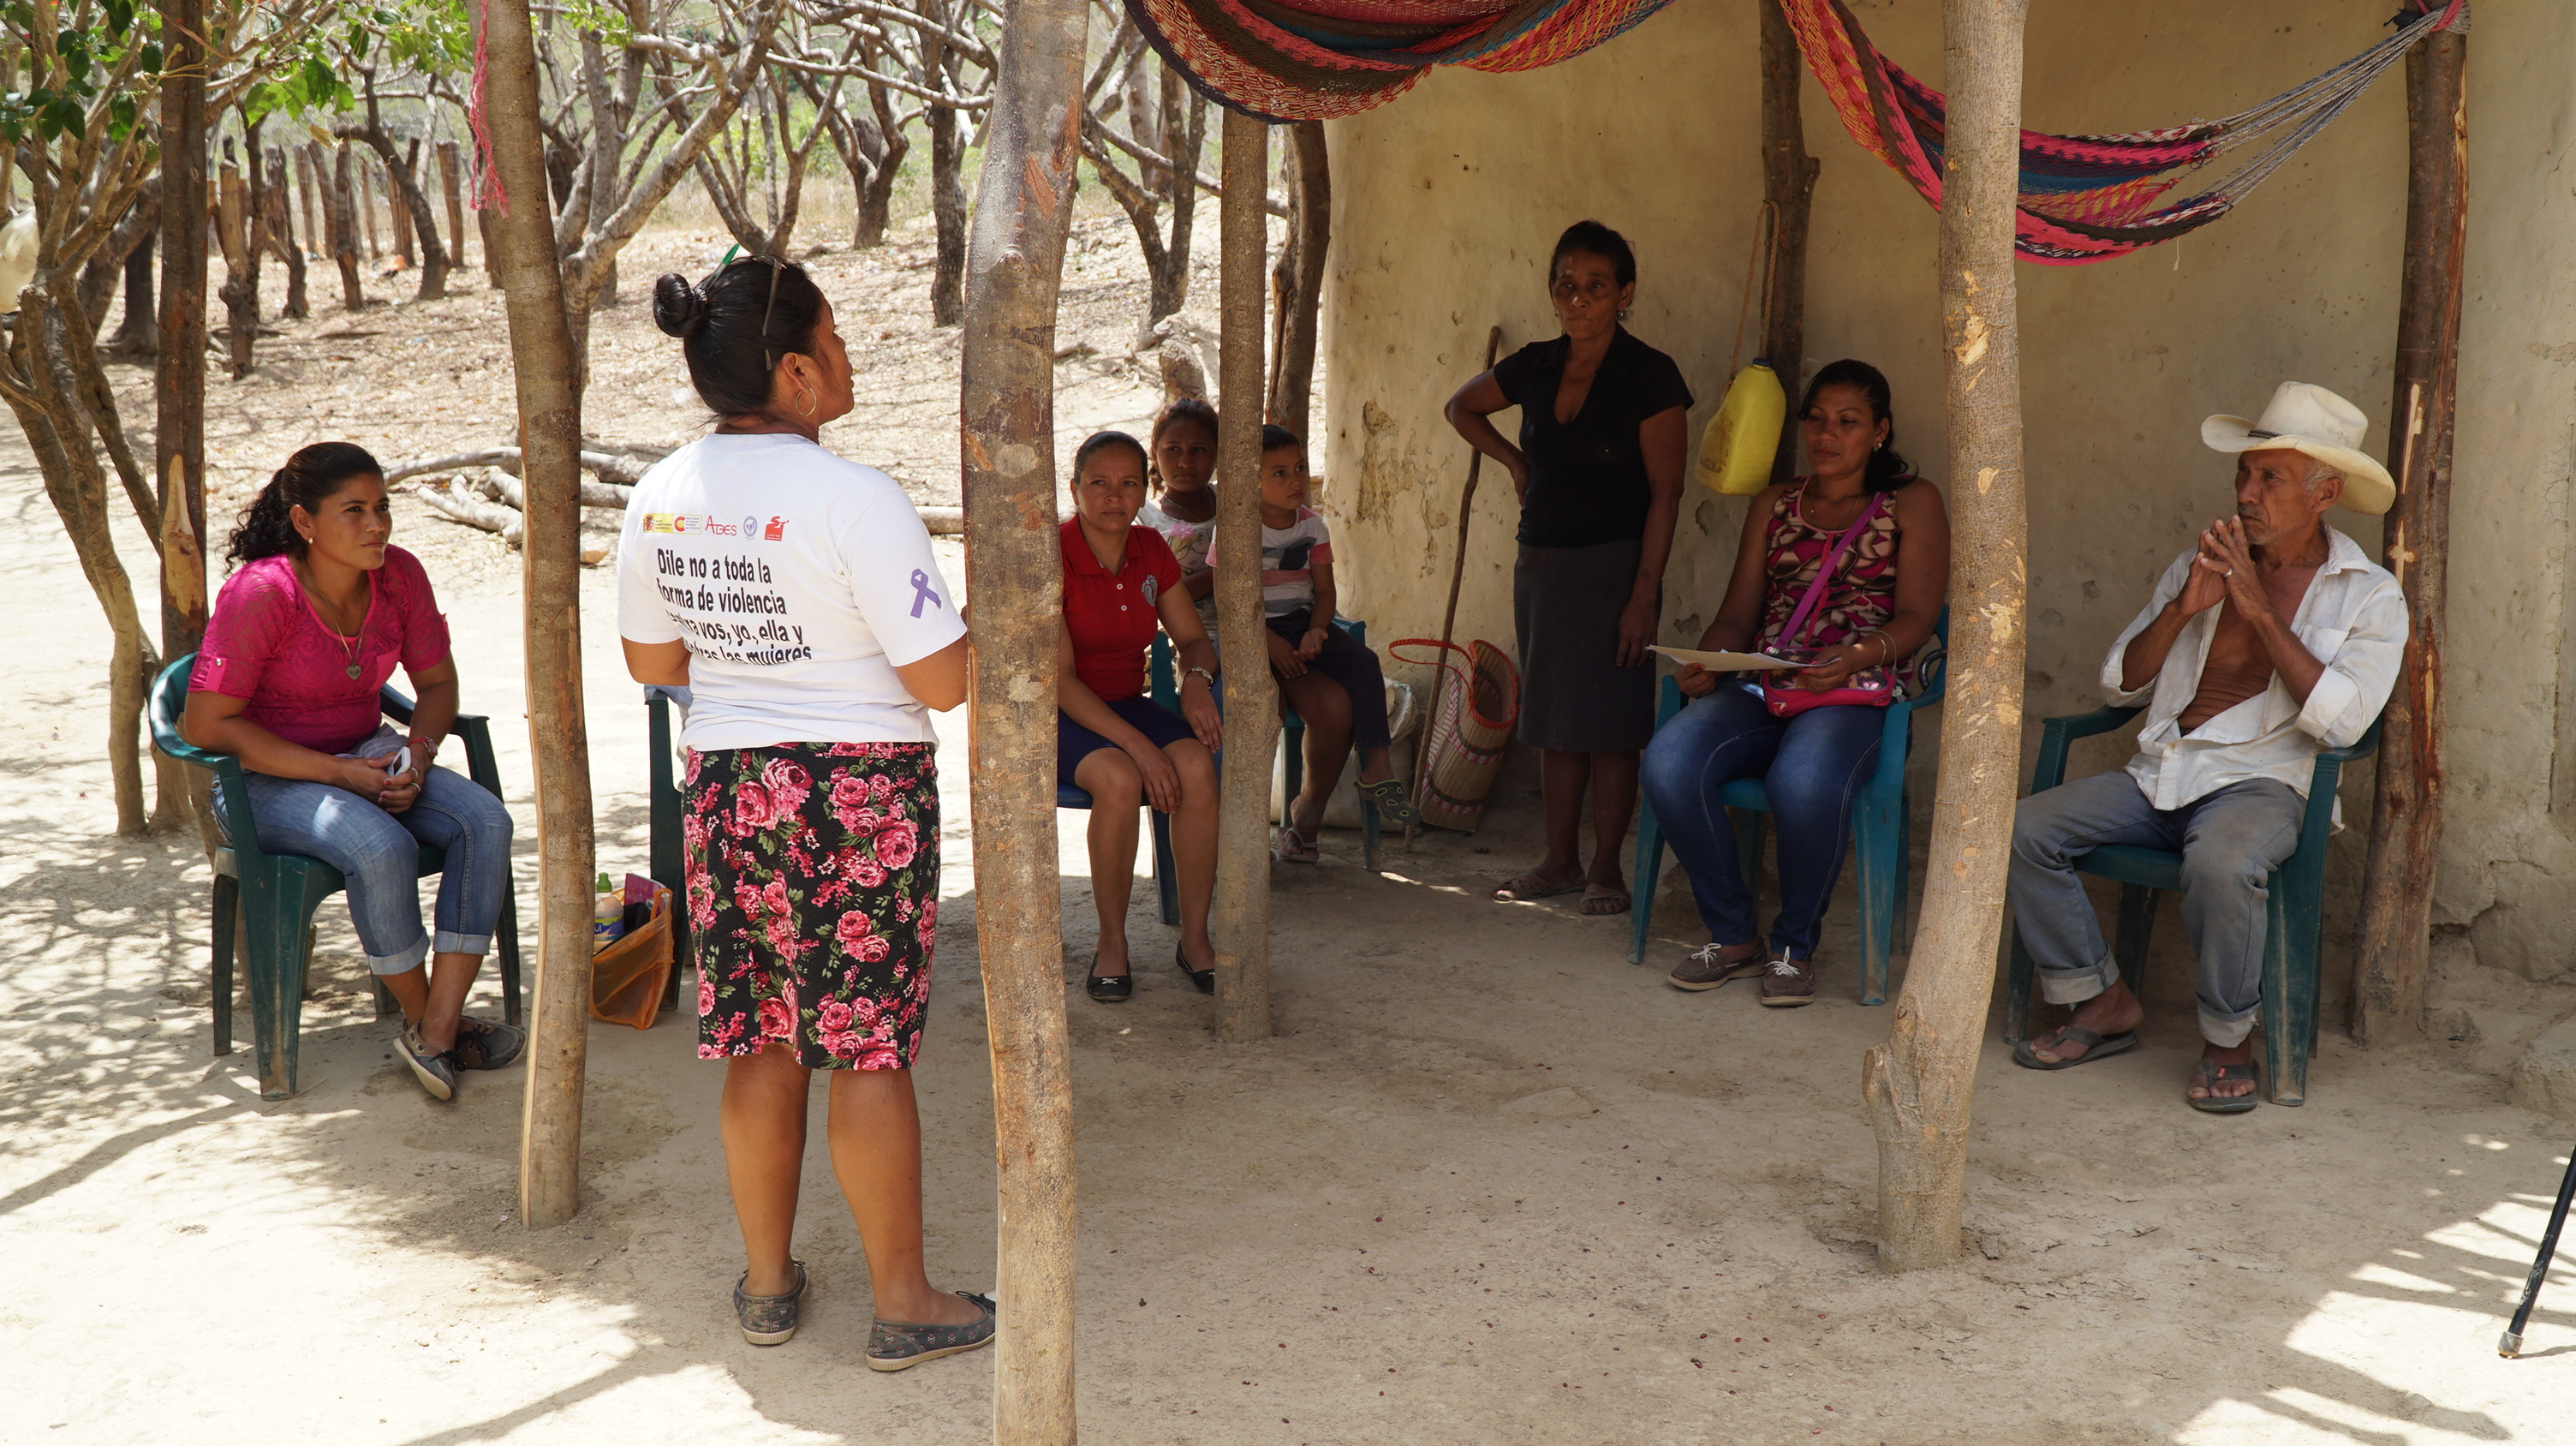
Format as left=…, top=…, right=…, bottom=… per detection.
left=8, top=212, right=2576, bottom=1443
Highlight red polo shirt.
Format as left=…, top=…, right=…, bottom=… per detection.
left=1060, top=517, right=1182, bottom=702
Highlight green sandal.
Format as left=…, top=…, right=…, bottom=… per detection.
left=1355, top=778, right=1421, bottom=825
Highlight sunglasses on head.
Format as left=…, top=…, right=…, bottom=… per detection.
left=702, top=245, right=788, bottom=370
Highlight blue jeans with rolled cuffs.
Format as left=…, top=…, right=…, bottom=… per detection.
left=2008, top=772, right=2302, bottom=1048
left=215, top=726, right=514, bottom=975
left=1637, top=684, right=1884, bottom=960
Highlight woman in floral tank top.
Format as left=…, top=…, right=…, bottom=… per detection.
left=1639, top=361, right=1951, bottom=1005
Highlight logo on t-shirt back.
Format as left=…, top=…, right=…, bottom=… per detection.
left=643, top=513, right=791, bottom=541
left=764, top=517, right=788, bottom=541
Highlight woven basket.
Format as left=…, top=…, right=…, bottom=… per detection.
left=1391, top=638, right=1519, bottom=834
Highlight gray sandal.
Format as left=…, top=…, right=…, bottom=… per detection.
left=2187, top=1059, right=2260, bottom=1114
left=867, top=1291, right=998, bottom=1371
left=733, top=1262, right=808, bottom=1345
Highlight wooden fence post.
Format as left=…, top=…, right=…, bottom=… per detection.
left=1858, top=0, right=2026, bottom=1273
left=1212, top=110, right=1274, bottom=1043
left=2354, top=11, right=2466, bottom=1045
left=958, top=0, right=1088, bottom=1437
left=477, top=0, right=599, bottom=1233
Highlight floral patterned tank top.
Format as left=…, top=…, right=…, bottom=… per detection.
left=1756, top=478, right=1920, bottom=695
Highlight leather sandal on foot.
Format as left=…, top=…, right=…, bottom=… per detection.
left=1277, top=823, right=1320, bottom=863
left=1175, top=944, right=1214, bottom=995
left=2186, top=1059, right=2260, bottom=1114
left=867, top=1291, right=997, bottom=1371
left=734, top=1262, right=808, bottom=1346
left=1757, top=953, right=1817, bottom=1007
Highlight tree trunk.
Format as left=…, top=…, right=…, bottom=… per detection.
left=1212, top=111, right=1273, bottom=1043
left=263, top=147, right=309, bottom=320
left=158, top=0, right=210, bottom=678
left=1760, top=0, right=1821, bottom=483
left=358, top=150, right=382, bottom=259
left=2354, top=17, right=2466, bottom=1045
left=108, top=231, right=158, bottom=358
left=217, top=157, right=256, bottom=379
left=959, top=0, right=1087, bottom=1435
left=927, top=82, right=967, bottom=326
left=1859, top=0, right=2026, bottom=1274
left=477, top=0, right=599, bottom=1233
left=80, top=184, right=158, bottom=345
left=1265, top=119, right=1327, bottom=437
left=1150, top=69, right=1202, bottom=324
left=327, top=145, right=365, bottom=310
left=855, top=85, right=905, bottom=246
left=388, top=141, right=416, bottom=266
left=438, top=140, right=468, bottom=271
left=295, top=146, right=320, bottom=261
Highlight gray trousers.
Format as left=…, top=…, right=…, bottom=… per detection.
left=2007, top=773, right=2304, bottom=1047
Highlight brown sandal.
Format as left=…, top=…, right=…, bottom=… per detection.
left=1277, top=823, right=1320, bottom=863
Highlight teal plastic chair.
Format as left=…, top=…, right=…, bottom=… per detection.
left=1056, top=638, right=1182, bottom=926
left=1627, top=608, right=1949, bottom=1005
left=646, top=685, right=694, bottom=1009
left=1277, top=617, right=1384, bottom=871
left=2002, top=705, right=2382, bottom=1107
left=148, top=654, right=522, bottom=1100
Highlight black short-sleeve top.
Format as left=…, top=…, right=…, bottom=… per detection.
left=1492, top=326, right=1694, bottom=549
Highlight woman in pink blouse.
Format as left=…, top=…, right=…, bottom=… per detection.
left=183, top=442, right=518, bottom=1101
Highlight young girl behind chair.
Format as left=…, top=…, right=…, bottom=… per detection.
left=1237, top=426, right=1420, bottom=857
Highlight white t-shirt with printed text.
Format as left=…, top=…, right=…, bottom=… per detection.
left=616, top=433, right=964, bottom=750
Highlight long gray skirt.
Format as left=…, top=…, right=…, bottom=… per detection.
left=1513, top=539, right=1656, bottom=753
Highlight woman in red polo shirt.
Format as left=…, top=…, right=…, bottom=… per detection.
left=1058, top=430, right=1223, bottom=1003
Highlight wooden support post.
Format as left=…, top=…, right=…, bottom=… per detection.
left=155, top=0, right=207, bottom=665
left=1213, top=111, right=1274, bottom=1043
left=958, top=0, right=1087, bottom=1437
left=477, top=0, right=598, bottom=1232
left=2354, top=13, right=2466, bottom=1044
left=1859, top=0, right=2026, bottom=1273
left=1759, top=0, right=1822, bottom=480
left=438, top=140, right=468, bottom=268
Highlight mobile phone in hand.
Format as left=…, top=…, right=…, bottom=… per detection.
left=389, top=746, right=412, bottom=780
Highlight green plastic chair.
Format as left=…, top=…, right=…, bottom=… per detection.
left=148, top=654, right=522, bottom=1100
left=1628, top=608, right=1948, bottom=1004
left=2001, top=704, right=2382, bottom=1107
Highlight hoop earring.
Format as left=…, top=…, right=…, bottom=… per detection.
left=802, top=391, right=818, bottom=420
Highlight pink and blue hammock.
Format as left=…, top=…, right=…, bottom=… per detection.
left=1125, top=0, right=2467, bottom=264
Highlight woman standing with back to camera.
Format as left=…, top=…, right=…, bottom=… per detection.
left=617, top=255, right=993, bottom=1371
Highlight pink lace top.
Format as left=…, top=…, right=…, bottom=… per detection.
left=188, top=547, right=452, bottom=755
left=1756, top=478, right=1920, bottom=694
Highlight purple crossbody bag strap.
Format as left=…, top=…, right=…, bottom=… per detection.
left=1775, top=492, right=1886, bottom=651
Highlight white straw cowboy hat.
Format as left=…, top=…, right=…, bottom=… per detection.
left=2201, top=380, right=2396, bottom=516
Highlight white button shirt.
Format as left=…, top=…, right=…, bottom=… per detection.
left=2102, top=525, right=2408, bottom=816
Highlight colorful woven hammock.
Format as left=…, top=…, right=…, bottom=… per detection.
left=1784, top=0, right=2468, bottom=265
left=1123, top=0, right=1673, bottom=122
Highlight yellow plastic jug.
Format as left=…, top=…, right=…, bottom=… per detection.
left=1695, top=360, right=1787, bottom=497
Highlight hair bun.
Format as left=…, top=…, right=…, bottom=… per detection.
left=653, top=272, right=707, bottom=338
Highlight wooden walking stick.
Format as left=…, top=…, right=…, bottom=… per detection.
left=1407, top=326, right=1504, bottom=845
left=2501, top=1147, right=2576, bottom=1357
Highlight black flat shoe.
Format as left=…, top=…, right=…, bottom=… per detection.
left=1085, top=971, right=1132, bottom=1003
left=1175, top=945, right=1214, bottom=995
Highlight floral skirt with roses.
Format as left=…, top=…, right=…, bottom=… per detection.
left=683, top=742, right=938, bottom=1070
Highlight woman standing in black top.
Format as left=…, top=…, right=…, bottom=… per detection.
left=1445, top=220, right=1691, bottom=915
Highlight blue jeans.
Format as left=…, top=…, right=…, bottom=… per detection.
left=215, top=726, right=514, bottom=974
left=2008, top=772, right=2302, bottom=1047
left=1637, top=684, right=1884, bottom=959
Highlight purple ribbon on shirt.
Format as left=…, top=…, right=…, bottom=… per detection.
left=909, top=569, right=942, bottom=618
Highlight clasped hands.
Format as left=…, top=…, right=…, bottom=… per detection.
left=337, top=736, right=436, bottom=813
left=1265, top=626, right=1329, bottom=680
left=2180, top=515, right=2266, bottom=618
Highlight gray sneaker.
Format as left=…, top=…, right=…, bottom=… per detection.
left=1668, top=942, right=1763, bottom=992
left=394, top=1025, right=459, bottom=1100
left=867, top=1291, right=997, bottom=1371
left=734, top=1263, right=808, bottom=1346
left=452, top=1018, right=526, bottom=1071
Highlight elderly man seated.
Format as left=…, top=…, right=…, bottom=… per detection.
left=2009, top=382, right=2408, bottom=1112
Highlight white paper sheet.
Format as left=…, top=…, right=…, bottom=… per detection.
left=1649, top=645, right=1816, bottom=672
